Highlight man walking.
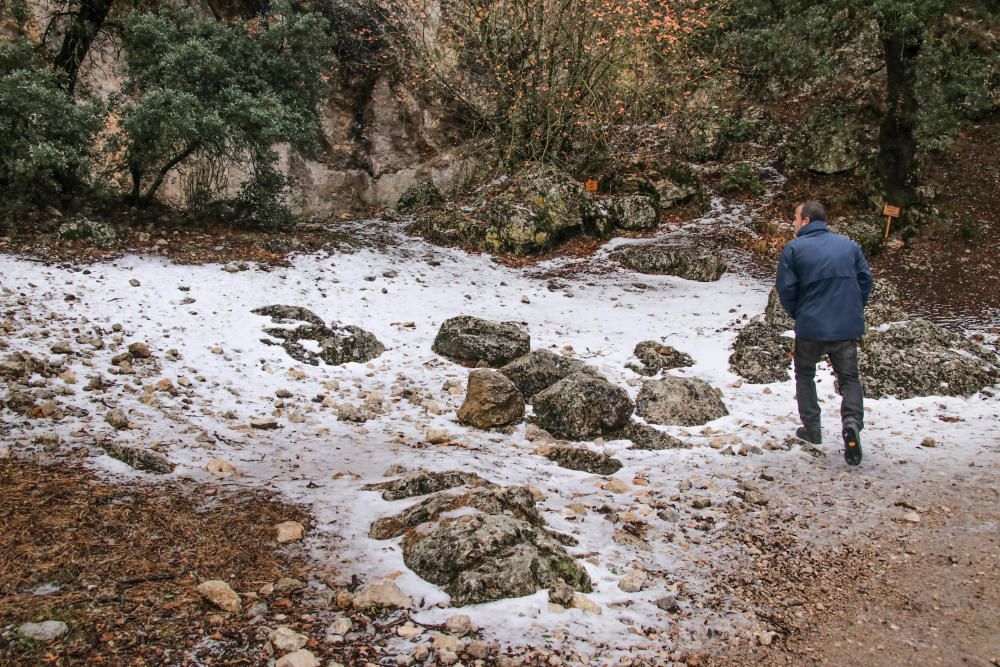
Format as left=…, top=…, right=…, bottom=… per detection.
left=776, top=201, right=873, bottom=465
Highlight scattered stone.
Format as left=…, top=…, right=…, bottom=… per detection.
left=270, top=626, right=309, bottom=652
left=129, top=278, right=141, bottom=287
left=426, top=428, right=451, bottom=444
left=757, top=630, right=779, bottom=646
left=103, top=442, right=175, bottom=474
left=276, top=521, right=305, bottom=543
left=542, top=445, right=622, bottom=475
left=604, top=478, right=631, bottom=494
left=610, top=244, right=726, bottom=282
left=618, top=570, right=648, bottom=593
left=498, top=349, right=594, bottom=399
left=273, top=577, right=306, bottom=595
left=548, top=579, right=575, bottom=606
left=531, top=373, right=634, bottom=439
left=128, top=342, right=152, bottom=359
left=919, top=437, right=937, bottom=448
left=432, top=316, right=530, bottom=367
left=570, top=593, right=602, bottom=614
left=396, top=178, right=444, bottom=213
left=635, top=376, right=728, bottom=426
left=444, top=614, right=475, bottom=636
left=692, top=497, right=711, bottom=509
left=457, top=369, right=525, bottom=429
left=18, top=620, right=69, bottom=642
left=627, top=341, right=694, bottom=376
left=197, top=580, right=241, bottom=613
left=353, top=581, right=412, bottom=611
left=275, top=649, right=320, bottom=667
left=397, top=623, right=421, bottom=639
left=330, top=618, right=353, bottom=636
left=654, top=592, right=678, bottom=611
left=901, top=511, right=921, bottom=523
left=50, top=341, right=73, bottom=355
left=251, top=417, right=280, bottom=430
left=205, top=458, right=237, bottom=477
left=105, top=408, right=129, bottom=430
left=431, top=631, right=464, bottom=652
left=401, top=514, right=591, bottom=606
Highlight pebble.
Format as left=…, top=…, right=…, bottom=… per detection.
left=129, top=278, right=140, bottom=287
left=919, top=437, right=937, bottom=448
left=18, top=620, right=68, bottom=642
left=105, top=408, right=129, bottom=430
left=197, top=580, right=241, bottom=613
left=757, top=630, right=779, bottom=646
left=353, top=581, right=412, bottom=611
left=426, top=428, right=451, bottom=444
left=330, top=617, right=353, bottom=635
left=901, top=511, right=921, bottom=523
left=270, top=626, right=309, bottom=651
left=618, top=570, right=648, bottom=593
left=654, top=593, right=678, bottom=611
left=275, top=520, right=305, bottom=543
left=570, top=593, right=602, bottom=615
left=275, top=649, right=320, bottom=667
left=604, top=478, right=631, bottom=494
left=128, top=342, right=151, bottom=358
left=205, top=458, right=236, bottom=477
left=444, top=614, right=475, bottom=636
left=431, top=631, right=464, bottom=652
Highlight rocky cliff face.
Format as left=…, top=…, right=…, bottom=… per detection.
left=14, top=0, right=464, bottom=216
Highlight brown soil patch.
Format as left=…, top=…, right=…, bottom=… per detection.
left=0, top=459, right=321, bottom=665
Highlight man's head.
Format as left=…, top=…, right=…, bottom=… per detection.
left=794, top=200, right=827, bottom=232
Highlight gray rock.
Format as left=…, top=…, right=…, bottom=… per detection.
left=499, top=349, right=594, bottom=399
left=542, top=445, right=622, bottom=475
left=433, top=316, right=530, bottom=367
left=787, top=108, right=863, bottom=175
left=728, top=318, right=793, bottom=384
left=58, top=216, right=118, bottom=247
left=253, top=305, right=385, bottom=366
left=369, top=486, right=542, bottom=540
left=608, top=195, right=659, bottom=231
left=860, top=317, right=999, bottom=399
left=457, top=370, right=525, bottom=429
left=763, top=288, right=795, bottom=331
left=613, top=421, right=689, bottom=450
left=365, top=470, right=487, bottom=501
left=610, top=244, right=726, bottom=282
left=531, top=372, right=634, bottom=439
left=635, top=377, right=728, bottom=426
left=627, top=341, right=694, bottom=376
left=548, top=579, right=575, bottom=606
left=103, top=442, right=175, bottom=474
left=18, top=620, right=69, bottom=642
left=401, top=513, right=591, bottom=606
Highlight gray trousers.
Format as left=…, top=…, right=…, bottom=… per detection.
left=793, top=338, right=864, bottom=433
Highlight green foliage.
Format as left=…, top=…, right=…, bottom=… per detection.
left=57, top=216, right=119, bottom=247
left=228, top=156, right=296, bottom=229
left=112, top=3, right=332, bottom=207
left=719, top=163, right=764, bottom=197
left=0, top=40, right=102, bottom=210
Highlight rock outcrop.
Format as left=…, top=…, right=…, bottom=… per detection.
left=729, top=318, right=794, bottom=384
left=627, top=341, right=694, bottom=376
left=610, top=244, right=727, bottom=282
left=252, top=305, right=384, bottom=366
left=499, top=349, right=594, bottom=399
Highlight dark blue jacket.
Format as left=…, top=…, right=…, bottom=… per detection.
left=776, top=220, right=873, bottom=342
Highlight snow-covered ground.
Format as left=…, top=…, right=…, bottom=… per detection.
left=2, top=212, right=998, bottom=661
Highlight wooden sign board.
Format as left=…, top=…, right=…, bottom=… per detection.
left=584, top=179, right=598, bottom=195
left=883, top=204, right=901, bottom=218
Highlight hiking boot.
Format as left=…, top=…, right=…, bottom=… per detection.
left=843, top=425, right=862, bottom=466
left=795, top=426, right=822, bottom=445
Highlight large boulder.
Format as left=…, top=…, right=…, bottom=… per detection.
left=610, top=244, right=726, bottom=282
left=401, top=513, right=592, bottom=606
left=635, top=377, right=728, bottom=426
left=433, top=316, right=530, bottom=367
left=253, top=305, right=384, bottom=366
left=729, top=318, right=794, bottom=384
left=478, top=164, right=608, bottom=255
left=531, top=373, right=634, bottom=440
left=860, top=317, right=999, bottom=399
left=396, top=178, right=443, bottom=213
left=627, top=341, right=694, bottom=376
left=457, top=370, right=525, bottom=429
left=607, top=195, right=659, bottom=231
left=832, top=215, right=885, bottom=258
left=499, top=350, right=593, bottom=399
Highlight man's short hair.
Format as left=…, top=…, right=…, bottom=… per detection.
left=800, top=200, right=827, bottom=222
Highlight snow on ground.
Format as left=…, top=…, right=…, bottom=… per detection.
left=2, top=210, right=999, bottom=661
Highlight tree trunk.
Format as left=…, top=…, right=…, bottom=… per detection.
left=52, top=0, right=116, bottom=93
left=877, top=25, right=922, bottom=209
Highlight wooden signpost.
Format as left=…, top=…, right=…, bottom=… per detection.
left=883, top=204, right=901, bottom=239
left=584, top=178, right=598, bottom=195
